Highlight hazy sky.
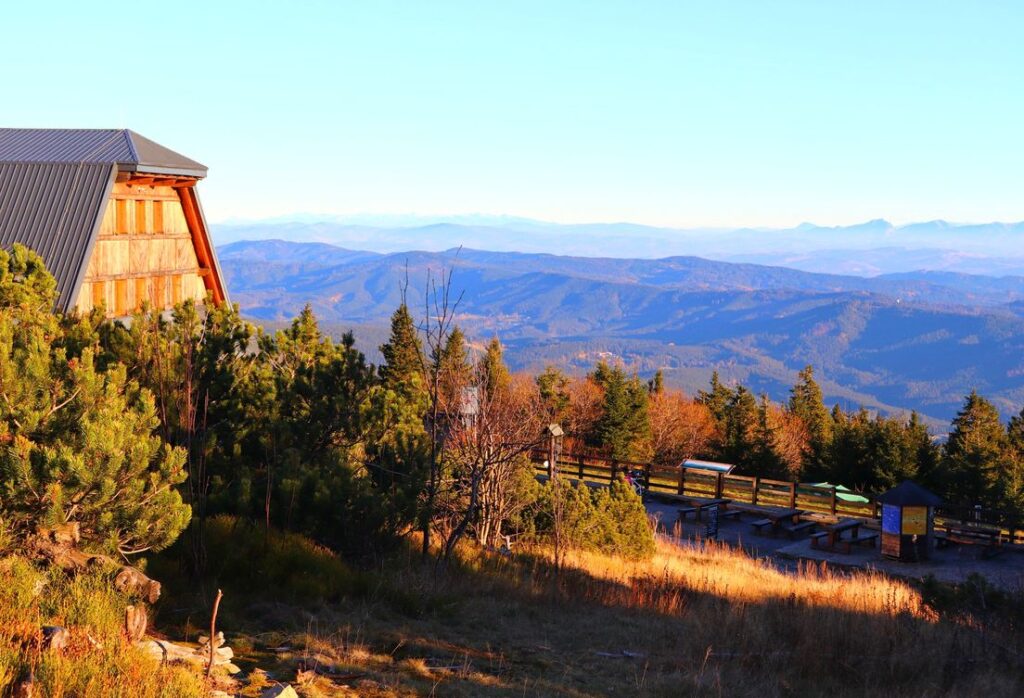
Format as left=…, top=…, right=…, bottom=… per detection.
left=4, top=1, right=1023, bottom=227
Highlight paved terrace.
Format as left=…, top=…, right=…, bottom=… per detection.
left=646, top=496, right=1024, bottom=592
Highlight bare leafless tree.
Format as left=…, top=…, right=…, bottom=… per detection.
left=442, top=371, right=544, bottom=560
left=417, top=255, right=464, bottom=557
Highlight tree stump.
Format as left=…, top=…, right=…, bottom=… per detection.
left=125, top=605, right=148, bottom=642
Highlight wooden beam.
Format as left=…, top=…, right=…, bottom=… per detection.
left=177, top=187, right=225, bottom=305
left=129, top=177, right=156, bottom=186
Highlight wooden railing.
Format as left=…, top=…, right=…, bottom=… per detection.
left=531, top=449, right=1024, bottom=544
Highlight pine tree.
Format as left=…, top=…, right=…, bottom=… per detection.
left=648, top=370, right=664, bottom=395
left=481, top=337, right=511, bottom=398
left=536, top=365, right=571, bottom=424
left=379, top=303, right=425, bottom=391
left=1009, top=407, right=1024, bottom=454
left=433, top=325, right=472, bottom=411
left=943, top=391, right=1009, bottom=507
left=0, top=245, right=190, bottom=555
left=591, top=363, right=652, bottom=462
left=789, top=365, right=833, bottom=474
left=698, top=371, right=733, bottom=426
left=753, top=394, right=786, bottom=478
left=721, top=386, right=759, bottom=471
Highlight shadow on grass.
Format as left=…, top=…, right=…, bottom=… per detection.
left=147, top=516, right=1024, bottom=697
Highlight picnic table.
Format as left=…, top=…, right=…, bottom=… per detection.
left=941, top=524, right=1004, bottom=558
left=810, top=518, right=878, bottom=552
left=750, top=508, right=804, bottom=535
left=677, top=497, right=732, bottom=523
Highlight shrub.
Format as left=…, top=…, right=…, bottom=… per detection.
left=533, top=479, right=656, bottom=560
left=151, top=515, right=362, bottom=606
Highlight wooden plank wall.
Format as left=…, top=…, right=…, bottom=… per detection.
left=73, top=183, right=209, bottom=316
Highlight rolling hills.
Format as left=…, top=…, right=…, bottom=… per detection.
left=217, top=240, right=1024, bottom=427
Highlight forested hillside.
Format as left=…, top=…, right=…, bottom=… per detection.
left=219, top=241, right=1024, bottom=425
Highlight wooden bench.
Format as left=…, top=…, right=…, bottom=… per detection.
left=677, top=507, right=697, bottom=522
left=835, top=532, right=878, bottom=553
left=720, top=509, right=743, bottom=520
left=751, top=518, right=774, bottom=532
left=784, top=520, right=817, bottom=538
left=810, top=531, right=829, bottom=548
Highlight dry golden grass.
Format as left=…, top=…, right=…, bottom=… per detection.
left=168, top=533, right=1023, bottom=697
left=0, top=556, right=206, bottom=698
left=550, top=537, right=933, bottom=619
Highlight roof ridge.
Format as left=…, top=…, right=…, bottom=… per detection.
left=123, top=128, right=139, bottom=163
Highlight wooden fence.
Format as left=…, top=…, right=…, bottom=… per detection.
left=531, top=449, right=1024, bottom=544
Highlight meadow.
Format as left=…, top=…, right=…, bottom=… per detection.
left=144, top=519, right=1023, bottom=696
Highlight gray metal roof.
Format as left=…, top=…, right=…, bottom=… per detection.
left=0, top=162, right=115, bottom=310
left=0, top=129, right=207, bottom=178
left=877, top=480, right=942, bottom=507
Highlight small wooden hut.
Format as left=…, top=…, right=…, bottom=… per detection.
left=0, top=128, right=227, bottom=316
left=878, top=481, right=942, bottom=562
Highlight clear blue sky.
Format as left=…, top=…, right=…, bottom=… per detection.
left=4, top=1, right=1023, bottom=227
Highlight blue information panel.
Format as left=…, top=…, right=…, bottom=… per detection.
left=881, top=504, right=901, bottom=534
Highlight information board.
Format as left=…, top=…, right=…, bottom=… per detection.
left=881, top=504, right=901, bottom=534
left=901, top=506, right=927, bottom=535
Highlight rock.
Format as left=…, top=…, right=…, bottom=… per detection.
left=259, top=684, right=299, bottom=698
left=41, top=626, right=69, bottom=652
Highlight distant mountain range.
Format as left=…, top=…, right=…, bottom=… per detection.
left=217, top=239, right=1024, bottom=428
left=211, top=217, right=1024, bottom=277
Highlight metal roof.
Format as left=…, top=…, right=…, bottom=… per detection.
left=0, top=162, right=115, bottom=310
left=877, top=480, right=942, bottom=507
left=0, top=129, right=207, bottom=178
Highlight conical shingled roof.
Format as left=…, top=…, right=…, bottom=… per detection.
left=0, top=129, right=206, bottom=177
left=877, top=480, right=942, bottom=507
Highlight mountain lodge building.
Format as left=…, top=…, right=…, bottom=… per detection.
left=0, top=128, right=228, bottom=316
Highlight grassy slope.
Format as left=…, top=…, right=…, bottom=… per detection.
left=0, top=556, right=206, bottom=697
left=151, top=520, right=1023, bottom=697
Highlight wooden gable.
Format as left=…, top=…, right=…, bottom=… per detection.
left=73, top=176, right=225, bottom=317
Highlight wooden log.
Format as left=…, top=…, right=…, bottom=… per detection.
left=114, top=566, right=162, bottom=604
left=136, top=639, right=240, bottom=674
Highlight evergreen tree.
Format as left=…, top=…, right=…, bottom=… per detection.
left=0, top=245, right=190, bottom=556
left=698, top=371, right=733, bottom=426
left=826, top=407, right=872, bottom=487
left=789, top=365, right=833, bottom=474
left=591, top=363, right=652, bottom=462
left=1009, top=407, right=1024, bottom=455
left=536, top=365, right=571, bottom=424
left=648, top=369, right=664, bottom=395
left=379, top=303, right=425, bottom=391
left=432, top=325, right=472, bottom=412
left=753, top=394, right=787, bottom=478
left=943, top=391, right=1009, bottom=507
left=721, top=386, right=759, bottom=471
left=481, top=337, right=511, bottom=398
